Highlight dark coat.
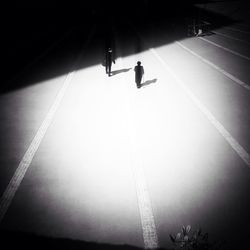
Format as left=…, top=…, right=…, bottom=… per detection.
left=134, top=65, right=144, bottom=84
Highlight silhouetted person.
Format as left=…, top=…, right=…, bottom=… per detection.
left=134, top=61, right=144, bottom=88
left=106, top=48, right=115, bottom=76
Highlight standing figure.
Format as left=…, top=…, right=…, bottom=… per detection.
left=134, top=61, right=144, bottom=88
left=106, top=48, right=115, bottom=76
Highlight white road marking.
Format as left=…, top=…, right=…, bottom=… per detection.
left=198, top=36, right=250, bottom=60
left=234, top=23, right=250, bottom=29
left=150, top=48, right=250, bottom=167
left=0, top=26, right=96, bottom=224
left=133, top=164, right=159, bottom=249
left=117, top=52, right=159, bottom=249
left=0, top=72, right=73, bottom=223
left=176, top=41, right=250, bottom=91
left=214, top=31, right=250, bottom=45
left=129, top=22, right=250, bottom=167
left=224, top=26, right=250, bottom=35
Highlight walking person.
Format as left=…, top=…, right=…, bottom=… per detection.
left=106, top=48, right=115, bottom=76
left=134, top=61, right=144, bottom=88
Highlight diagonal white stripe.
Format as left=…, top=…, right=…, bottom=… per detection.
left=128, top=22, right=250, bottom=167
left=0, top=72, right=74, bottom=223
left=198, top=36, right=250, bottom=61
left=150, top=48, right=250, bottom=167
left=0, top=26, right=96, bottom=224
left=176, top=41, right=250, bottom=91
left=214, top=31, right=250, bottom=45
left=224, top=26, right=250, bottom=35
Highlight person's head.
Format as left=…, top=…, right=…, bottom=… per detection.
left=137, top=61, right=141, bottom=65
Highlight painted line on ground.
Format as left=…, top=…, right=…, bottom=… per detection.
left=116, top=43, right=159, bottom=249
left=0, top=72, right=73, bottom=223
left=176, top=41, right=250, bottom=91
left=133, top=163, right=159, bottom=249
left=198, top=36, right=250, bottom=60
left=150, top=48, right=250, bottom=167
left=214, top=31, right=250, bottom=45
left=234, top=23, right=250, bottom=29
left=224, top=26, right=250, bottom=35
left=0, top=26, right=96, bottom=224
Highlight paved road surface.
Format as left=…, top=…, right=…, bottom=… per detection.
left=0, top=9, right=250, bottom=250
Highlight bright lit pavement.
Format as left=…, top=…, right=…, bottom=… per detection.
left=0, top=2, right=250, bottom=250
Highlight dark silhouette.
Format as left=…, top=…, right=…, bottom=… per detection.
left=0, top=5, right=236, bottom=94
left=111, top=68, right=132, bottom=76
left=141, top=78, right=157, bottom=87
left=105, top=48, right=116, bottom=76
left=134, top=61, right=144, bottom=88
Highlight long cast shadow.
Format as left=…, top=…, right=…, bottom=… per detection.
left=111, top=68, right=132, bottom=76
left=141, top=78, right=157, bottom=87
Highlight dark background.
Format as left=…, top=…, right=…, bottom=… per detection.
left=1, top=0, right=237, bottom=92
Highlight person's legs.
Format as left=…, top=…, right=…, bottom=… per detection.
left=106, top=63, right=108, bottom=74
left=135, top=74, right=142, bottom=88
left=108, top=61, right=112, bottom=76
left=136, top=79, right=141, bottom=88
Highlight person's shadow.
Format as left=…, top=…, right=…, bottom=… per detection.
left=111, top=68, right=132, bottom=76
left=141, top=78, right=157, bottom=87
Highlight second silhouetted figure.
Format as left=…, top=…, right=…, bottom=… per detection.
left=106, top=48, right=115, bottom=76
left=134, top=61, right=144, bottom=88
